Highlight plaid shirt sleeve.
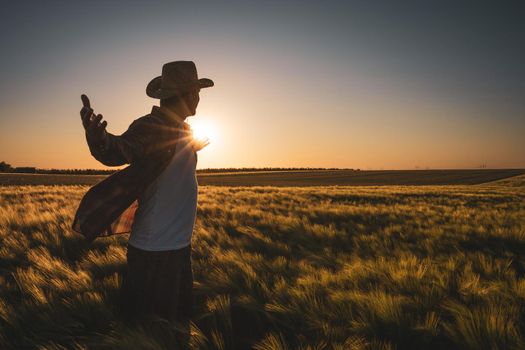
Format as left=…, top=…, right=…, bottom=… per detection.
left=74, top=114, right=181, bottom=241
left=86, top=117, right=152, bottom=166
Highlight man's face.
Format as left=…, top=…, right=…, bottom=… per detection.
left=184, top=88, right=200, bottom=116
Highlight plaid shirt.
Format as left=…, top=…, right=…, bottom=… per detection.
left=72, top=106, right=189, bottom=241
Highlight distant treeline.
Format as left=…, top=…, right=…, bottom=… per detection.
left=197, top=167, right=350, bottom=173
left=0, top=161, right=117, bottom=175
left=0, top=162, right=351, bottom=175
left=37, top=168, right=116, bottom=175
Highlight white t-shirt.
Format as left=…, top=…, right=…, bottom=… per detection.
left=128, top=126, right=198, bottom=251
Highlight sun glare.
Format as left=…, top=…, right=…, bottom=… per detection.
left=189, top=119, right=217, bottom=143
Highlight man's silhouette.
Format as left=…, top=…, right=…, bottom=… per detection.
left=79, top=61, right=213, bottom=334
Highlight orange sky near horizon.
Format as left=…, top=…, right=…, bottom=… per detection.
left=1, top=2, right=524, bottom=170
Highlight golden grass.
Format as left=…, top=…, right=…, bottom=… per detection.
left=0, top=176, right=524, bottom=349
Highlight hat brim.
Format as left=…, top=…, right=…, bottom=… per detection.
left=146, top=76, right=214, bottom=99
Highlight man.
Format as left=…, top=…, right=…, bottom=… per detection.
left=79, top=61, right=214, bottom=331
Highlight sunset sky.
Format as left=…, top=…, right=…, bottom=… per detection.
left=0, top=1, right=524, bottom=170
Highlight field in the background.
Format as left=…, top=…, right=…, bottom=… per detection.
left=1, top=168, right=523, bottom=186
left=1, top=176, right=525, bottom=349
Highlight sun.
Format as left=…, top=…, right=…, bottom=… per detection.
left=189, top=118, right=217, bottom=143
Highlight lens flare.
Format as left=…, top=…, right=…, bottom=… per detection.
left=189, top=119, right=217, bottom=142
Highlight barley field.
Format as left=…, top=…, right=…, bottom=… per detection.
left=1, top=175, right=524, bottom=349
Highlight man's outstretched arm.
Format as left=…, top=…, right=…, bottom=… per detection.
left=80, top=94, right=149, bottom=166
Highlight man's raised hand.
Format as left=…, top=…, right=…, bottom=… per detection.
left=80, top=94, right=107, bottom=144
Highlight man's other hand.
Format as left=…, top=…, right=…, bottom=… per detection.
left=192, top=137, right=210, bottom=152
left=80, top=94, right=107, bottom=144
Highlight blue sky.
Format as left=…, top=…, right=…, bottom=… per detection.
left=1, top=0, right=523, bottom=169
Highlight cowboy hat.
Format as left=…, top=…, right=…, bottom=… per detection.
left=146, top=61, right=214, bottom=99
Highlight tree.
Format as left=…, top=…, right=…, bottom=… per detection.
left=0, top=161, right=13, bottom=172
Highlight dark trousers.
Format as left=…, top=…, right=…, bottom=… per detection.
left=119, top=243, right=193, bottom=330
